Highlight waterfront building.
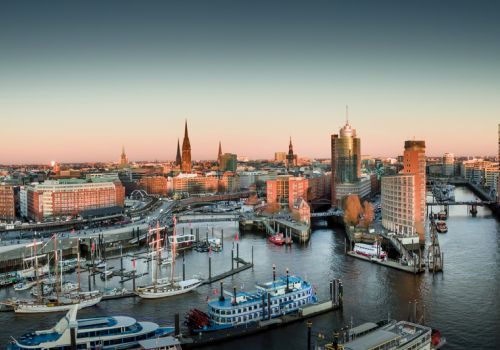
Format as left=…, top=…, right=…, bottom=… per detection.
left=442, top=152, right=455, bottom=177
left=0, top=184, right=16, bottom=221
left=288, top=177, right=308, bottom=209
left=25, top=179, right=125, bottom=221
left=181, top=120, right=192, bottom=173
left=381, top=140, right=426, bottom=241
left=484, top=165, right=499, bottom=195
left=266, top=175, right=291, bottom=207
left=138, top=176, right=168, bottom=196
left=335, top=176, right=372, bottom=203
left=403, top=140, right=426, bottom=240
left=381, top=174, right=417, bottom=236
left=120, top=146, right=128, bottom=167
left=267, top=173, right=331, bottom=210
left=286, top=137, right=297, bottom=169
left=274, top=152, right=287, bottom=162
left=330, top=112, right=362, bottom=206
left=219, top=153, right=237, bottom=172
left=460, top=159, right=497, bottom=185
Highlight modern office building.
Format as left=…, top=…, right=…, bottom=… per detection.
left=331, top=115, right=362, bottom=206
left=442, top=153, right=455, bottom=177
left=381, top=174, right=417, bottom=236
left=403, top=140, right=426, bottom=240
left=25, top=179, right=125, bottom=221
left=219, top=153, right=237, bottom=172
left=0, top=184, right=16, bottom=221
left=382, top=140, right=426, bottom=241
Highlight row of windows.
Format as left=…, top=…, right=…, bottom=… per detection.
left=214, top=299, right=308, bottom=324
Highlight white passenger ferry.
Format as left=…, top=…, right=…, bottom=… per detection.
left=353, top=242, right=387, bottom=259
left=8, top=306, right=174, bottom=350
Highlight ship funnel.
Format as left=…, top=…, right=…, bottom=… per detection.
left=219, top=282, right=225, bottom=302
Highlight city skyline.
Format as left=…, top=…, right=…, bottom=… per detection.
left=1, top=0, right=499, bottom=163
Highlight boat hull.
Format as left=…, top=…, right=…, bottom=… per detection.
left=138, top=281, right=202, bottom=299
left=14, top=296, right=102, bottom=314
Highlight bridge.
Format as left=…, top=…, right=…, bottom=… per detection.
left=426, top=201, right=495, bottom=206
left=310, top=208, right=343, bottom=218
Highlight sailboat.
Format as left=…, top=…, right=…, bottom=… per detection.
left=14, top=236, right=102, bottom=314
left=137, top=219, right=202, bottom=299
left=17, top=241, right=50, bottom=280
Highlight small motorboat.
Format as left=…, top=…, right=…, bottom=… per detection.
left=269, top=233, right=285, bottom=246
left=14, top=280, right=36, bottom=292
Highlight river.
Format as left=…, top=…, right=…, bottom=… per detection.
left=0, top=186, right=498, bottom=349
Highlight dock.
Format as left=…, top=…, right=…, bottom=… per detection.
left=346, top=252, right=424, bottom=274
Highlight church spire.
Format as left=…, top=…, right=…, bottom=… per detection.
left=217, top=141, right=222, bottom=164
left=181, top=119, right=192, bottom=173
left=175, top=138, right=182, bottom=166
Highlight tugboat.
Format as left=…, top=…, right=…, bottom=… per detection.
left=269, top=233, right=285, bottom=246
left=186, top=268, right=316, bottom=333
left=8, top=305, right=174, bottom=350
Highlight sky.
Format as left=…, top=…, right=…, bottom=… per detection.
left=1, top=0, right=499, bottom=164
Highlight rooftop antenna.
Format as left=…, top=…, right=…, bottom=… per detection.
left=345, top=105, right=349, bottom=125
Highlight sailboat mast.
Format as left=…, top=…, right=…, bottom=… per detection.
left=34, top=238, right=41, bottom=303
left=77, top=243, right=81, bottom=291
left=155, top=222, right=161, bottom=289
left=54, top=235, right=60, bottom=302
left=171, top=216, right=177, bottom=282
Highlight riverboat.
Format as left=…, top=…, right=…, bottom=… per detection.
left=7, top=305, right=174, bottom=350
left=186, top=271, right=316, bottom=332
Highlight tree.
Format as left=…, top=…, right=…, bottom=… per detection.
left=264, top=202, right=281, bottom=214
left=343, top=195, right=362, bottom=226
left=361, top=201, right=375, bottom=228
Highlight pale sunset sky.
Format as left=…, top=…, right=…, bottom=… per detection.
left=1, top=0, right=499, bottom=164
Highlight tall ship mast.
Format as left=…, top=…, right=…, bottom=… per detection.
left=136, top=216, right=202, bottom=299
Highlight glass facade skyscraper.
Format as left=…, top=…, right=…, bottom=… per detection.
left=331, top=121, right=361, bottom=205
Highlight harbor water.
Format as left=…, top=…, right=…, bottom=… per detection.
left=0, top=187, right=498, bottom=349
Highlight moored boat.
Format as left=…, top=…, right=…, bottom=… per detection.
left=352, top=242, right=387, bottom=259
left=269, top=233, right=285, bottom=246
left=323, top=319, right=446, bottom=350
left=137, top=220, right=202, bottom=300
left=13, top=280, right=36, bottom=292
left=8, top=305, right=174, bottom=349
left=14, top=290, right=102, bottom=314
left=436, top=221, right=448, bottom=233
left=186, top=269, right=316, bottom=333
